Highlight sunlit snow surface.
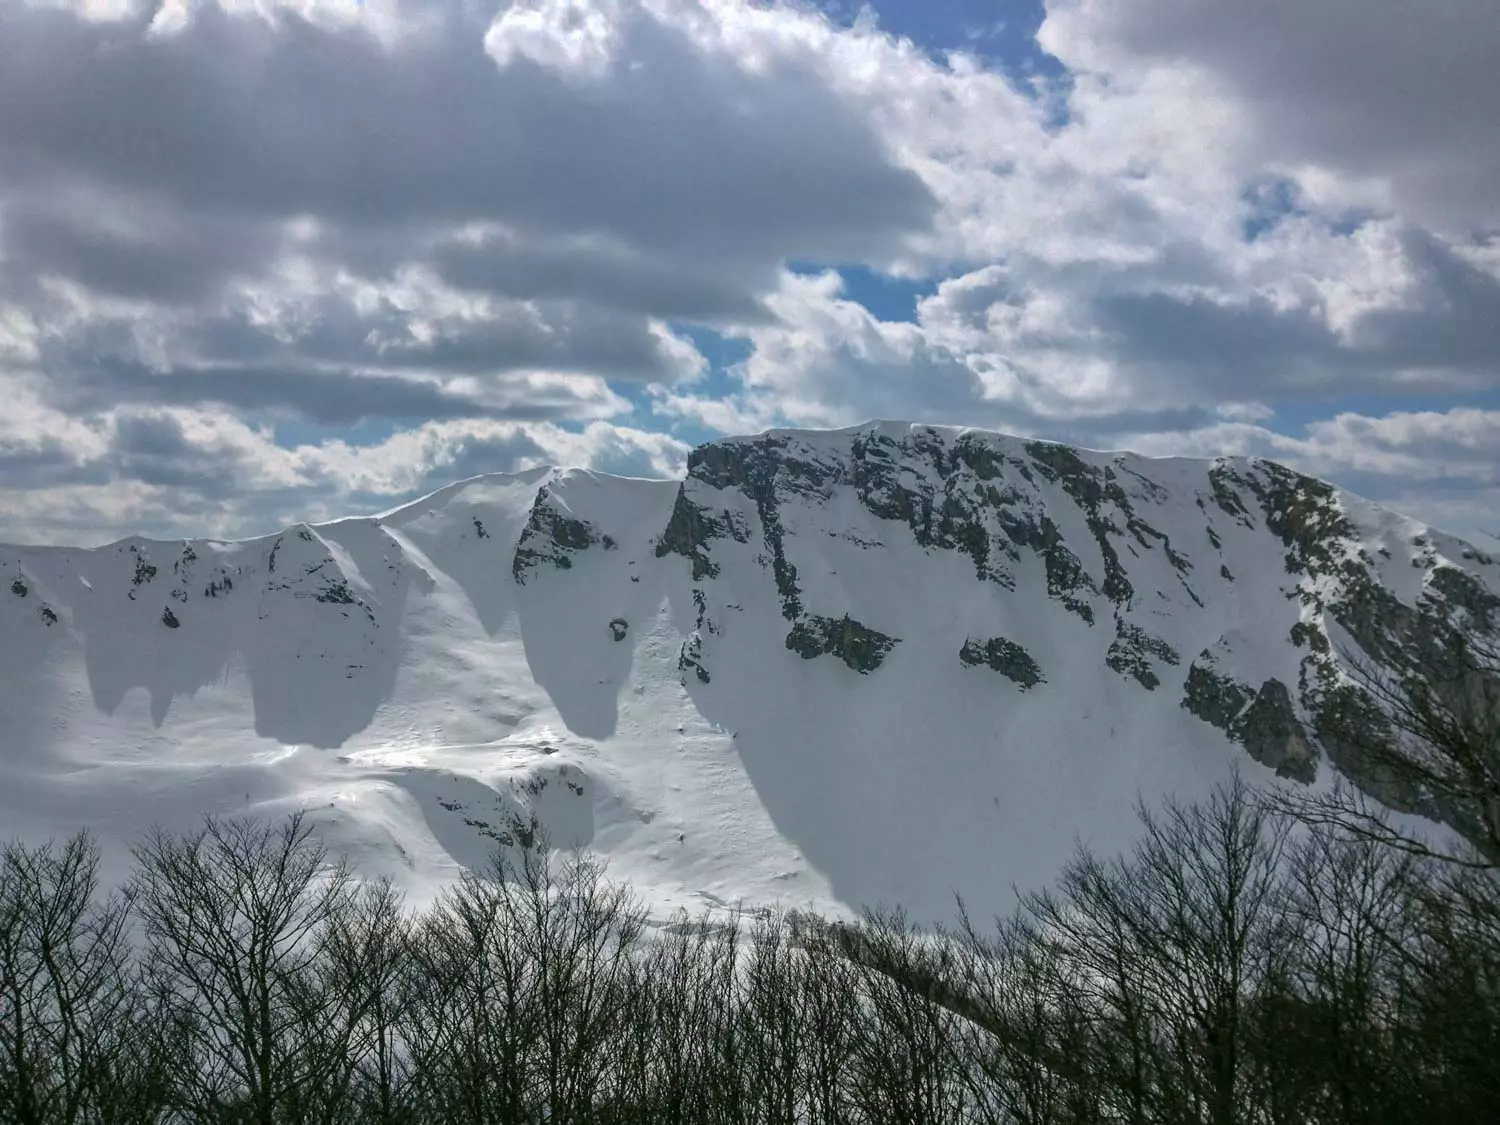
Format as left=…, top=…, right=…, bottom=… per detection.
left=2, top=424, right=1494, bottom=923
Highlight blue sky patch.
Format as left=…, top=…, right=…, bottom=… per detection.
left=820, top=0, right=1066, bottom=83
left=1241, top=178, right=1305, bottom=242
left=787, top=261, right=939, bottom=324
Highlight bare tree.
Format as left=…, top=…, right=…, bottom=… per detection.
left=738, top=910, right=809, bottom=1125
left=800, top=938, right=861, bottom=1125
left=1015, top=776, right=1293, bottom=1125
left=804, top=909, right=969, bottom=1125
left=315, top=882, right=411, bottom=1125
left=1388, top=860, right=1500, bottom=1121
left=626, top=913, right=725, bottom=1124
left=952, top=907, right=1100, bottom=1125
left=130, top=811, right=358, bottom=1124
left=0, top=832, right=161, bottom=1125
left=396, top=840, right=648, bottom=1124
left=511, top=847, right=646, bottom=1124
left=1243, top=826, right=1418, bottom=1125
left=398, top=857, right=539, bottom=1123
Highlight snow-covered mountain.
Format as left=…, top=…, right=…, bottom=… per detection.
left=3, top=423, right=1496, bottom=922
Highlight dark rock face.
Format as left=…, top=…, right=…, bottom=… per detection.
left=959, top=636, right=1044, bottom=690
left=1298, top=562, right=1500, bottom=821
left=1207, top=463, right=1256, bottom=527
left=203, top=572, right=235, bottom=598
left=1255, top=464, right=1358, bottom=577
left=668, top=427, right=1203, bottom=638
left=1239, top=679, right=1316, bottom=783
left=513, top=487, right=603, bottom=583
left=1198, top=458, right=1500, bottom=808
left=1105, top=621, right=1180, bottom=691
left=785, top=614, right=899, bottom=675
left=315, top=579, right=358, bottom=605
left=129, top=546, right=157, bottom=587
left=261, top=531, right=379, bottom=627
left=678, top=633, right=710, bottom=684
left=1182, top=657, right=1315, bottom=782
left=1427, top=566, right=1500, bottom=631
left=609, top=618, right=629, bottom=642
left=849, top=430, right=1014, bottom=588
left=655, top=488, right=729, bottom=581
left=1183, top=659, right=1257, bottom=734
left=643, top=423, right=1497, bottom=837
left=684, top=438, right=803, bottom=619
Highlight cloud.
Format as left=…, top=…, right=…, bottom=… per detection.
left=691, top=231, right=1500, bottom=436
left=0, top=382, right=691, bottom=544
left=0, top=0, right=933, bottom=460
left=0, top=0, right=1496, bottom=546
left=0, top=0, right=931, bottom=286
left=19, top=278, right=665, bottom=425
left=0, top=191, right=279, bottom=305
left=429, top=230, right=774, bottom=325
left=1040, top=0, right=1500, bottom=229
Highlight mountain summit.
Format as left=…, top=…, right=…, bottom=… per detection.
left=3, top=423, right=1496, bottom=921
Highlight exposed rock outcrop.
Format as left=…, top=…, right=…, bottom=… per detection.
left=786, top=614, right=899, bottom=675
left=959, top=636, right=1045, bottom=690
left=1105, top=621, right=1180, bottom=691
left=513, top=487, right=605, bottom=583
left=1182, top=654, right=1316, bottom=782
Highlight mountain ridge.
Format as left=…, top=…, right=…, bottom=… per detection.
left=2, top=422, right=1496, bottom=921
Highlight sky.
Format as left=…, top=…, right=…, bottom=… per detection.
left=0, top=0, right=1496, bottom=546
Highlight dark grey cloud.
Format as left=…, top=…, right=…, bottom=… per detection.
left=328, top=304, right=684, bottom=380
left=107, top=412, right=249, bottom=493
left=0, top=409, right=271, bottom=503
left=0, top=1, right=932, bottom=292
left=185, top=297, right=690, bottom=380
left=1087, top=290, right=1357, bottom=392
left=1086, top=230, right=1500, bottom=399
left=1049, top=0, right=1500, bottom=227
left=431, top=235, right=774, bottom=324
left=0, top=0, right=933, bottom=443
left=32, top=290, right=685, bottom=424
left=1358, top=232, right=1500, bottom=371
left=41, top=354, right=510, bottom=426
left=0, top=441, right=112, bottom=490
left=0, top=196, right=277, bottom=305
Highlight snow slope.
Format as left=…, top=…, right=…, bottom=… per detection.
left=2, top=423, right=1496, bottom=923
